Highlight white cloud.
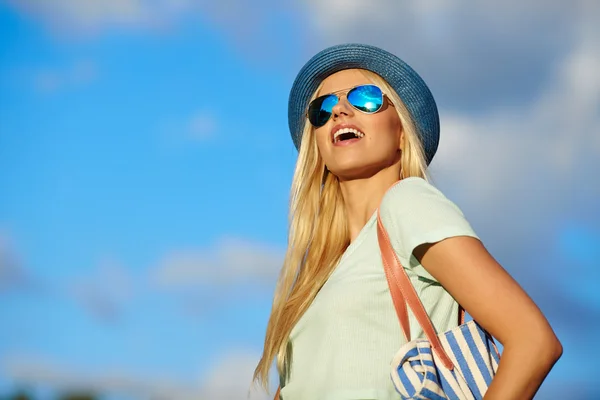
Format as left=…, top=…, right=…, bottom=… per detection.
left=2, top=350, right=274, bottom=400
left=3, top=354, right=199, bottom=399
left=151, top=236, right=284, bottom=289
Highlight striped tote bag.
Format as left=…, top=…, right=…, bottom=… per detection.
left=377, top=211, right=501, bottom=400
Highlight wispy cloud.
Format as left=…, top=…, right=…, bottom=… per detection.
left=187, top=110, right=218, bottom=141
left=0, top=232, right=30, bottom=292
left=534, top=379, right=597, bottom=400
left=2, top=349, right=273, bottom=400
left=2, top=353, right=199, bottom=399
left=151, top=236, right=284, bottom=289
left=67, top=258, right=134, bottom=323
left=157, top=110, right=220, bottom=148
left=200, top=349, right=274, bottom=400
left=4, top=0, right=291, bottom=47
left=33, top=60, right=98, bottom=93
left=4, top=0, right=302, bottom=67
left=4, top=0, right=195, bottom=35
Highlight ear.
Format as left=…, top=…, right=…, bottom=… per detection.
left=398, top=129, right=405, bottom=151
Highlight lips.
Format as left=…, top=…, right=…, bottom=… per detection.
left=331, top=124, right=366, bottom=143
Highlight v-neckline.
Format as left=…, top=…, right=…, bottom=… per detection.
left=336, top=209, right=378, bottom=267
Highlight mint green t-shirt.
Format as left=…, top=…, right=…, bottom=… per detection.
left=280, top=177, right=479, bottom=400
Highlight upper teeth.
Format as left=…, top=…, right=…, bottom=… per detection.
left=333, top=128, right=365, bottom=142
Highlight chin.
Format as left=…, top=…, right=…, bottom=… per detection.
left=328, top=161, right=383, bottom=181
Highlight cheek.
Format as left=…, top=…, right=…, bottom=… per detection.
left=372, top=112, right=402, bottom=147
left=315, top=127, right=330, bottom=154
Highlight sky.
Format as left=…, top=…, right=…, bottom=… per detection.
left=0, top=1, right=599, bottom=399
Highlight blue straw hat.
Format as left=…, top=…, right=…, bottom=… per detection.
left=288, top=43, right=440, bottom=165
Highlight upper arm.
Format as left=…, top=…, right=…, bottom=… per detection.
left=380, top=177, right=558, bottom=346
left=414, top=236, right=558, bottom=347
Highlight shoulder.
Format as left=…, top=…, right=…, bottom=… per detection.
left=378, top=177, right=478, bottom=263
left=380, top=177, right=461, bottom=218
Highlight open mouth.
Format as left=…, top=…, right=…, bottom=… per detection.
left=332, top=127, right=365, bottom=143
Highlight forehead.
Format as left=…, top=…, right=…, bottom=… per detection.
left=317, top=69, right=372, bottom=95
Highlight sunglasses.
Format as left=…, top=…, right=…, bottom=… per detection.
left=306, top=84, right=388, bottom=128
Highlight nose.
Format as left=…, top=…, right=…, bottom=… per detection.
left=331, top=95, right=354, bottom=120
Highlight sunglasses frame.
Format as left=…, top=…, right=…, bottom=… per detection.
left=305, top=84, right=394, bottom=127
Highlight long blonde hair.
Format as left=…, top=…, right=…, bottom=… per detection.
left=253, top=69, right=429, bottom=390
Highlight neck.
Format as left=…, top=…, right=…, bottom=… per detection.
left=339, top=166, right=400, bottom=242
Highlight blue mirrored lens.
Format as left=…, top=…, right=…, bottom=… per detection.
left=308, top=94, right=338, bottom=127
left=347, top=85, right=383, bottom=113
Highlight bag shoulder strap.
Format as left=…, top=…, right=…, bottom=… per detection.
left=376, top=210, right=455, bottom=370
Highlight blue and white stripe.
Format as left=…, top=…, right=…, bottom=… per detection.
left=390, top=320, right=500, bottom=400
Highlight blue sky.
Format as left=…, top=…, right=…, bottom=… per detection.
left=1, top=1, right=599, bottom=399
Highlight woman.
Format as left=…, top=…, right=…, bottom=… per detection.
left=254, top=44, right=562, bottom=399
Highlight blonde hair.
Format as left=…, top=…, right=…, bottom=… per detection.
left=253, top=69, right=429, bottom=390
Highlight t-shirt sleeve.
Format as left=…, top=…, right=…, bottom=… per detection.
left=379, top=177, right=479, bottom=281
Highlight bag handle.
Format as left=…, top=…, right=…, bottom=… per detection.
left=376, top=210, right=456, bottom=370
